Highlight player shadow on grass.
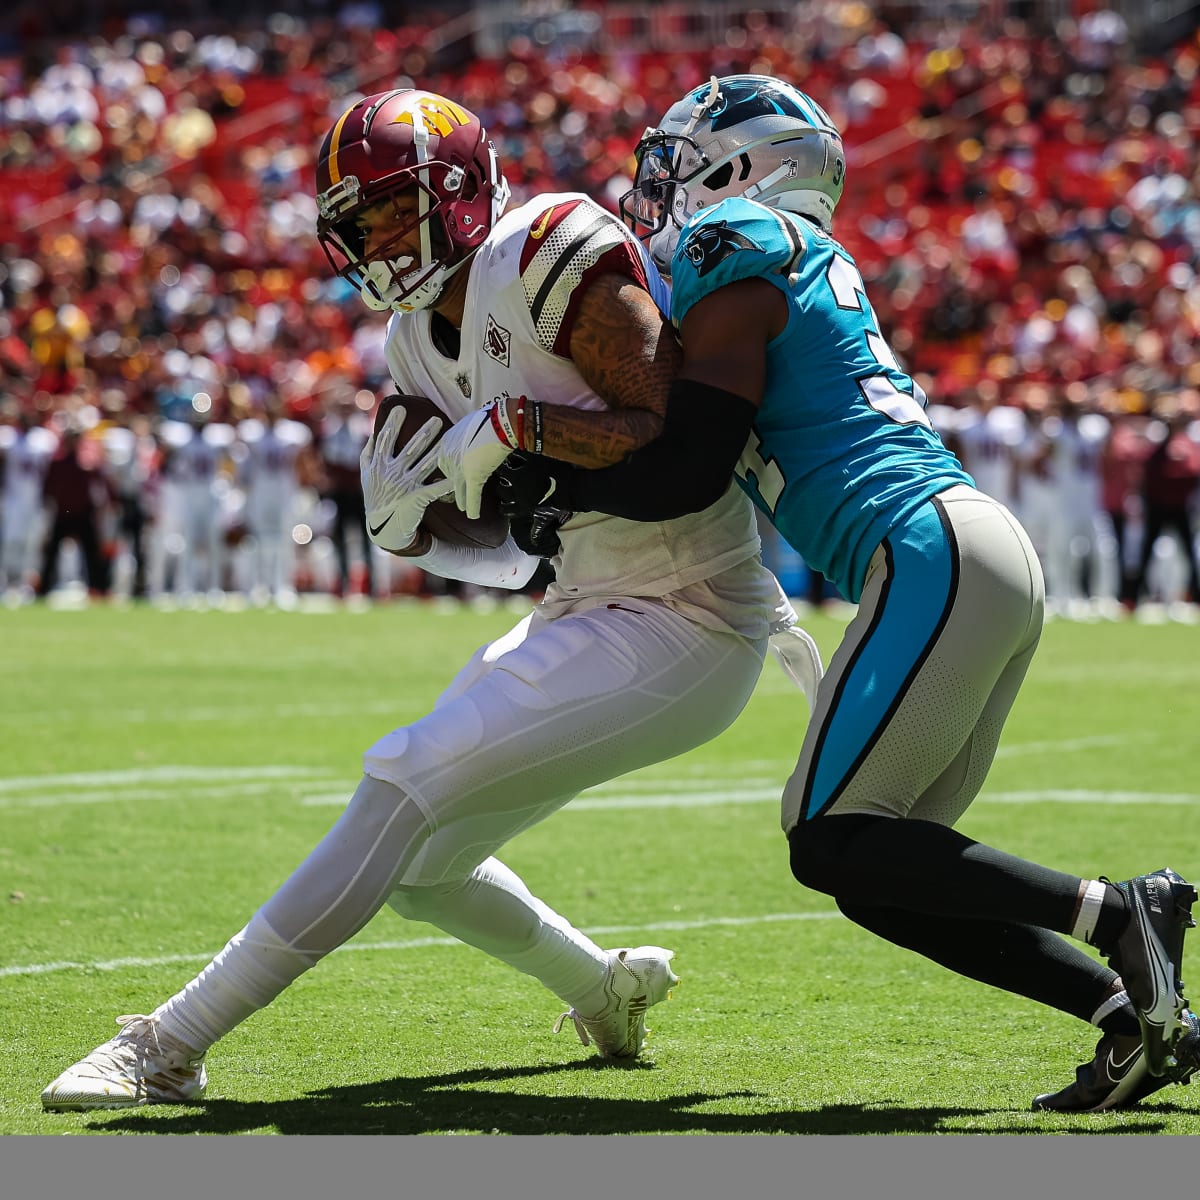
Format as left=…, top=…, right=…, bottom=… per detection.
left=80, top=1060, right=1181, bottom=1135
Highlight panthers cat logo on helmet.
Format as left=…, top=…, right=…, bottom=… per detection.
left=619, top=74, right=845, bottom=275
left=702, top=77, right=832, bottom=132
left=315, top=89, right=510, bottom=313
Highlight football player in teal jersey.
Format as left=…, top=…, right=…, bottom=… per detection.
left=492, top=76, right=1198, bottom=1111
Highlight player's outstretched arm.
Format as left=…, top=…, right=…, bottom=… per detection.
left=546, top=274, right=680, bottom=467
left=436, top=272, right=681, bottom=518
left=511, top=278, right=783, bottom=521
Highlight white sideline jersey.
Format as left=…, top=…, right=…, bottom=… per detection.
left=384, top=192, right=776, bottom=636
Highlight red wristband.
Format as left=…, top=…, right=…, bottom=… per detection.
left=489, top=400, right=519, bottom=449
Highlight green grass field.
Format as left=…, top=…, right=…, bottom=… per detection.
left=2, top=600, right=1200, bottom=1135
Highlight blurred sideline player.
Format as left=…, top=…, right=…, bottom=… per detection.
left=42, top=87, right=820, bottom=1110
left=483, top=75, right=1199, bottom=1113
left=317, top=381, right=376, bottom=598
left=101, top=412, right=157, bottom=600
left=1039, top=390, right=1109, bottom=614
left=234, top=402, right=312, bottom=606
left=938, top=379, right=1024, bottom=515
left=149, top=407, right=231, bottom=602
left=1014, top=385, right=1107, bottom=615
left=0, top=409, right=56, bottom=601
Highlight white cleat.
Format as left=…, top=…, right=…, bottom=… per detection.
left=41, top=1014, right=207, bottom=1111
left=554, top=946, right=680, bottom=1059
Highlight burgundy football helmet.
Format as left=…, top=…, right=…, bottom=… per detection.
left=315, top=89, right=510, bottom=312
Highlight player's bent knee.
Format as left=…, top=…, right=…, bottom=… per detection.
left=386, top=879, right=463, bottom=922
left=346, top=774, right=429, bottom=840
left=788, top=813, right=883, bottom=894
left=788, top=824, right=829, bottom=891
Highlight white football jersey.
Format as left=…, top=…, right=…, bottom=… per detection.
left=955, top=404, right=1026, bottom=507
left=237, top=418, right=311, bottom=492
left=1, top=425, right=56, bottom=515
left=383, top=192, right=768, bottom=618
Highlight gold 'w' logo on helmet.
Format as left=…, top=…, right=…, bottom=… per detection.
left=391, top=96, right=471, bottom=137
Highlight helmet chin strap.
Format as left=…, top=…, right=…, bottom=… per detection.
left=647, top=226, right=680, bottom=277
left=364, top=243, right=481, bottom=314
left=743, top=160, right=797, bottom=202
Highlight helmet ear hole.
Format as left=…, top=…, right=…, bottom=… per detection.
left=703, top=162, right=733, bottom=191
left=428, top=217, right=450, bottom=261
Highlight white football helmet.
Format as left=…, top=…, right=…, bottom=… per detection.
left=620, top=75, right=846, bottom=275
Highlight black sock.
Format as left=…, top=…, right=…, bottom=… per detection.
left=791, top=814, right=1087, bottom=934
left=1092, top=975, right=1141, bottom=1038
left=1088, top=884, right=1131, bottom=956
left=1098, top=1006, right=1141, bottom=1039
left=836, top=898, right=1119, bottom=1022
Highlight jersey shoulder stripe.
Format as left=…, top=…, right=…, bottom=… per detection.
left=518, top=197, right=648, bottom=355
left=670, top=197, right=807, bottom=326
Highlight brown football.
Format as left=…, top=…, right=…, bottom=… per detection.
left=371, top=393, right=510, bottom=550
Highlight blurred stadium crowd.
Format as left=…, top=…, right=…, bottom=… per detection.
left=1, top=0, right=1199, bottom=614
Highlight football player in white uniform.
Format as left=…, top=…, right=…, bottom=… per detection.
left=234, top=404, right=312, bottom=606
left=950, top=384, right=1025, bottom=513
left=41, top=88, right=819, bottom=1110
left=1041, top=392, right=1110, bottom=615
left=149, top=412, right=232, bottom=602
left=0, top=410, right=56, bottom=600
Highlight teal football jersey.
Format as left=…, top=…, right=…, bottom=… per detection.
left=670, top=196, right=973, bottom=602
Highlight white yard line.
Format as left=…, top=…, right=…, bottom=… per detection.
left=0, top=765, right=334, bottom=792
left=0, top=911, right=841, bottom=980
left=983, top=790, right=1200, bottom=804
left=0, top=729, right=1181, bottom=817
left=0, top=765, right=337, bottom=810
left=0, top=783, right=338, bottom=810
left=0, top=699, right=405, bottom=726
left=565, top=789, right=1200, bottom=811
left=992, top=734, right=1142, bottom=759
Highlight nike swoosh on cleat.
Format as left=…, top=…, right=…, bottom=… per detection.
left=368, top=514, right=394, bottom=537
left=1103, top=1043, right=1142, bottom=1083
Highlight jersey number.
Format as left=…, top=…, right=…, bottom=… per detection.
left=827, top=254, right=931, bottom=429
left=737, top=430, right=785, bottom=513
left=734, top=251, right=931, bottom=517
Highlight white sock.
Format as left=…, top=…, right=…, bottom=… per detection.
left=1090, top=986, right=1133, bottom=1028
left=1070, top=879, right=1109, bottom=945
left=154, top=910, right=314, bottom=1050
left=388, top=857, right=611, bottom=1011
left=154, top=775, right=430, bottom=1051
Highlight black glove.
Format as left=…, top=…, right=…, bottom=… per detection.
left=509, top=506, right=571, bottom=557
left=495, top=450, right=574, bottom=518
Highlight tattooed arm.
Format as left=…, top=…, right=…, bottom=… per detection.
left=518, top=274, right=679, bottom=468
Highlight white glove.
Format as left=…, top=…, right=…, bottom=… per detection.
left=359, top=406, right=454, bottom=553
left=436, top=399, right=519, bottom=520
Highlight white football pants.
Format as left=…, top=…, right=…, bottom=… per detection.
left=153, top=598, right=766, bottom=1052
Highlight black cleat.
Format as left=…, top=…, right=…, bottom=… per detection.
left=1108, top=868, right=1197, bottom=1076
left=1032, top=1009, right=1200, bottom=1112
